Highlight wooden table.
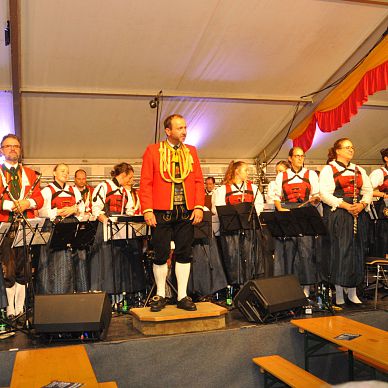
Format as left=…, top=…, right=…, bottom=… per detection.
left=10, top=344, right=117, bottom=387
left=291, top=316, right=388, bottom=380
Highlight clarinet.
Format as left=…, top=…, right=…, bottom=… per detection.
left=353, top=167, right=358, bottom=235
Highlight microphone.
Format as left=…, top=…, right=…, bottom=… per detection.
left=92, top=185, right=103, bottom=202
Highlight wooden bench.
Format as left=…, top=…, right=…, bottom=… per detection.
left=253, top=355, right=329, bottom=388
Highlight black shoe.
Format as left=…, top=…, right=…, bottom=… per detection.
left=150, top=296, right=167, bottom=312
left=177, top=296, right=197, bottom=311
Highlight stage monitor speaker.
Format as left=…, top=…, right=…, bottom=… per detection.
left=34, top=292, right=111, bottom=339
left=234, top=275, right=307, bottom=323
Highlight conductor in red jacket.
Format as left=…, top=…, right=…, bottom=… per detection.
left=140, top=114, right=205, bottom=312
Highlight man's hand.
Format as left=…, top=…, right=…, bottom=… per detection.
left=12, top=199, right=31, bottom=213
left=144, top=211, right=157, bottom=227
left=190, top=208, right=203, bottom=225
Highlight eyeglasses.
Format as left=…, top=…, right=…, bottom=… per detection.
left=339, top=146, right=355, bottom=151
left=1, top=145, right=21, bottom=150
left=292, top=155, right=305, bottom=158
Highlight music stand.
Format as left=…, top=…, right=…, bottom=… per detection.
left=217, top=203, right=260, bottom=233
left=116, top=215, right=150, bottom=239
left=194, top=211, right=212, bottom=241
left=12, top=218, right=51, bottom=248
left=72, top=221, right=98, bottom=250
left=260, top=206, right=326, bottom=238
left=0, top=222, right=11, bottom=246
left=49, top=219, right=98, bottom=251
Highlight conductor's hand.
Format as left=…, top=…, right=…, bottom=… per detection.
left=144, top=211, right=157, bottom=227
left=12, top=199, right=31, bottom=213
left=190, top=208, right=203, bottom=225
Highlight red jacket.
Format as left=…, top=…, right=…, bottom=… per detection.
left=139, top=142, right=205, bottom=212
left=0, top=165, right=44, bottom=221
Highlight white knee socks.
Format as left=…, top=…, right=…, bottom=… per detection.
left=175, top=262, right=191, bottom=301
left=335, top=285, right=345, bottom=305
left=347, top=287, right=362, bottom=304
left=153, top=263, right=168, bottom=298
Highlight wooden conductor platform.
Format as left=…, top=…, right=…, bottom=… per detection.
left=130, top=301, right=228, bottom=335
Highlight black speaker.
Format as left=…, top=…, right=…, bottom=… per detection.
left=234, top=275, right=307, bottom=323
left=34, top=292, right=111, bottom=339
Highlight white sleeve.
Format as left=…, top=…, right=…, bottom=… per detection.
left=252, top=184, right=264, bottom=215
left=359, top=167, right=373, bottom=204
left=309, top=170, right=320, bottom=197
left=38, top=187, right=58, bottom=221
left=369, top=168, right=383, bottom=189
left=212, top=186, right=226, bottom=214
left=124, top=189, right=135, bottom=216
left=273, top=172, right=284, bottom=202
left=319, top=165, right=343, bottom=210
left=266, top=181, right=277, bottom=204
left=91, top=183, right=107, bottom=217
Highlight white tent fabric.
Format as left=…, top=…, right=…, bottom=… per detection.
left=0, top=0, right=387, bottom=164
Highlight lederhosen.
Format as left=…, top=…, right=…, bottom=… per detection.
left=321, top=163, right=368, bottom=287
left=274, top=169, right=318, bottom=285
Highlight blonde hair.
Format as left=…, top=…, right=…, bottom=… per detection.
left=223, top=160, right=247, bottom=185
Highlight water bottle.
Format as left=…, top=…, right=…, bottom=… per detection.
left=121, top=292, right=128, bottom=313
left=317, top=284, right=323, bottom=309
left=226, top=285, right=233, bottom=306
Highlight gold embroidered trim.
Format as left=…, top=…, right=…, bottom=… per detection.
left=159, top=141, right=194, bottom=184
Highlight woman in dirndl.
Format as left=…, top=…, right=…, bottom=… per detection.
left=319, top=138, right=373, bottom=305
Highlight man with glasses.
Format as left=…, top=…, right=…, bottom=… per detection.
left=0, top=134, right=43, bottom=318
left=272, top=147, right=320, bottom=298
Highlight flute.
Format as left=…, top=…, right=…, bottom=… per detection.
left=353, top=168, right=358, bottom=235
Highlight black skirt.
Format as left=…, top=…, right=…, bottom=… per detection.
left=321, top=203, right=369, bottom=287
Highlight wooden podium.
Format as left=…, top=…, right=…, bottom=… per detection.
left=130, top=302, right=228, bottom=336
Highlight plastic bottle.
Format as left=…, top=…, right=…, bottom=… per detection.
left=121, top=292, right=128, bottom=313
left=226, top=285, right=233, bottom=306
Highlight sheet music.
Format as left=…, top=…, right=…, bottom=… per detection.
left=12, top=218, right=50, bottom=247
left=0, top=222, right=11, bottom=246
left=103, top=217, right=132, bottom=241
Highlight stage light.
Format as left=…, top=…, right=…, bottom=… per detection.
left=149, top=98, right=158, bottom=109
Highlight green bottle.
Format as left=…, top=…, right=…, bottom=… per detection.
left=121, top=292, right=128, bottom=313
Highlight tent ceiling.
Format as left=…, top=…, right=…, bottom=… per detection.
left=1, top=0, right=387, bottom=163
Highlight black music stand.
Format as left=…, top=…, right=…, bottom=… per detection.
left=49, top=219, right=98, bottom=251
left=217, top=203, right=260, bottom=233
left=260, top=206, right=326, bottom=238
left=116, top=215, right=150, bottom=239
left=194, top=211, right=212, bottom=241
left=1, top=217, right=50, bottom=335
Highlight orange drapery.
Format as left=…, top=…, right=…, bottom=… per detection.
left=290, top=35, right=388, bottom=151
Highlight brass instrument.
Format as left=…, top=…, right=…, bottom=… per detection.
left=24, top=170, right=42, bottom=200
left=383, top=205, right=388, bottom=218
left=353, top=168, right=358, bottom=235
